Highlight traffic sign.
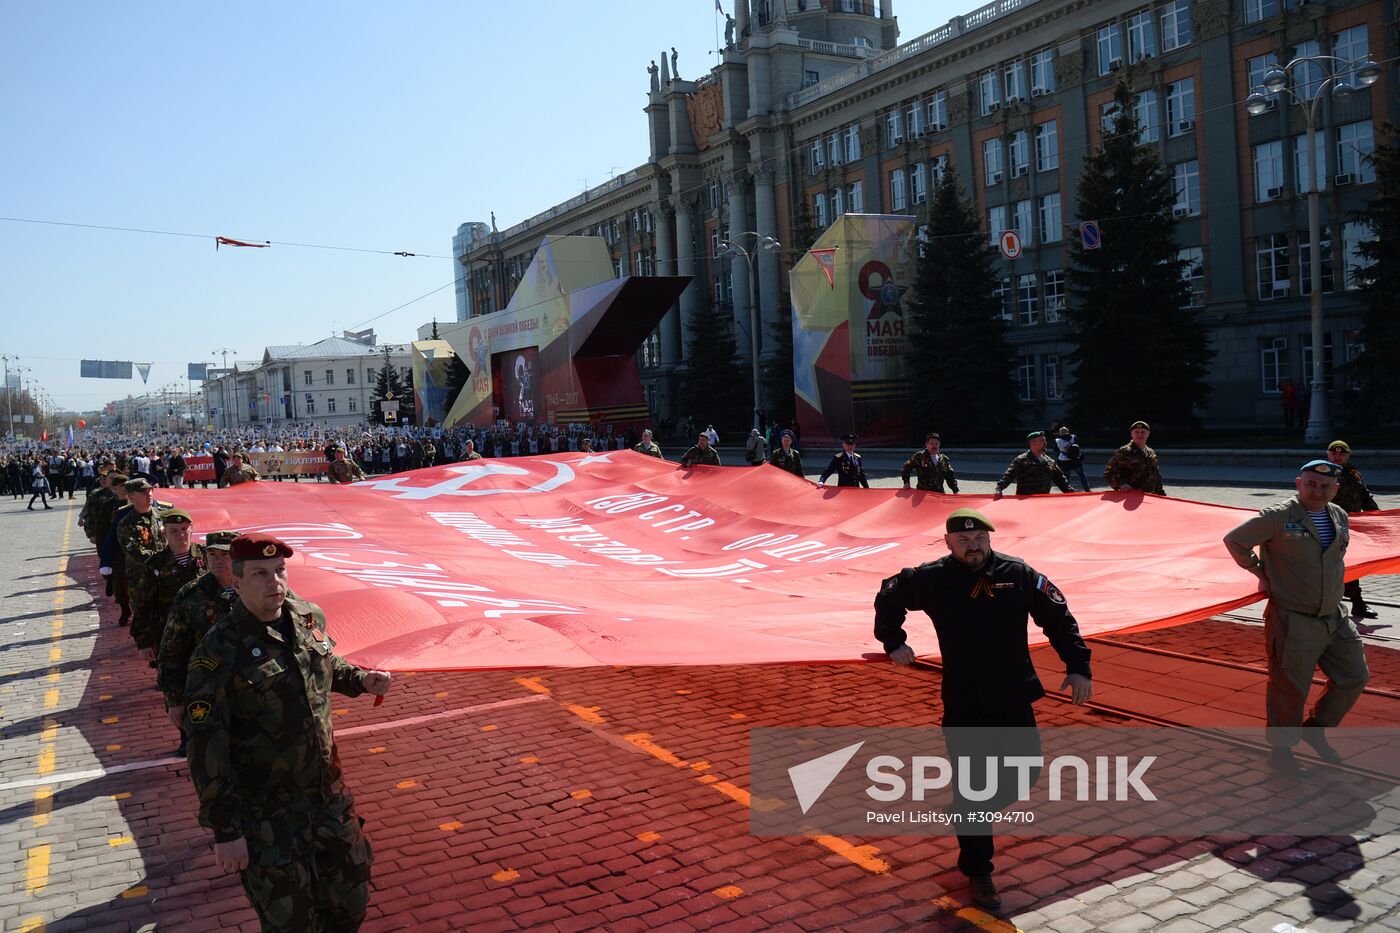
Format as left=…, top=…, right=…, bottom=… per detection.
left=999, top=230, right=1023, bottom=260
left=1080, top=220, right=1102, bottom=250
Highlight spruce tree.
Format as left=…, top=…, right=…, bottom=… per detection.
left=371, top=348, right=406, bottom=425
left=904, top=167, right=1017, bottom=441
left=760, top=304, right=795, bottom=429
left=1342, top=122, right=1400, bottom=421
left=789, top=198, right=821, bottom=255
left=679, top=300, right=748, bottom=434
left=1066, top=81, right=1211, bottom=433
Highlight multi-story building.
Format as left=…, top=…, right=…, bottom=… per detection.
left=452, top=221, right=492, bottom=322
left=201, top=333, right=411, bottom=431
left=455, top=0, right=1394, bottom=428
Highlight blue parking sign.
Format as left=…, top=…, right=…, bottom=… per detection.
left=1080, top=220, right=1102, bottom=250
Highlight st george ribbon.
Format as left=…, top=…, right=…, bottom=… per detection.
left=162, top=452, right=1400, bottom=671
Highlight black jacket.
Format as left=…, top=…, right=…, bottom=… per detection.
left=874, top=550, right=1091, bottom=723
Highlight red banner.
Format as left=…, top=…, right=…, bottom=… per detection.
left=162, top=453, right=1400, bottom=672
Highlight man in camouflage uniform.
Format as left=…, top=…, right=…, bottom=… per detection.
left=160, top=529, right=239, bottom=757
left=819, top=434, right=870, bottom=488
left=80, top=467, right=116, bottom=546
left=1103, top=420, right=1166, bottom=495
left=220, top=451, right=260, bottom=487
left=97, top=474, right=132, bottom=626
left=769, top=430, right=804, bottom=477
left=135, top=509, right=208, bottom=669
left=632, top=428, right=663, bottom=458
left=461, top=438, right=484, bottom=461
left=901, top=432, right=960, bottom=493
left=327, top=448, right=365, bottom=484
left=115, top=478, right=174, bottom=657
left=185, top=533, right=391, bottom=931
left=679, top=431, right=721, bottom=467
left=1327, top=440, right=1382, bottom=621
left=994, top=432, right=1072, bottom=497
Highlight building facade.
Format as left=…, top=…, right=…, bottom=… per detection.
left=455, top=0, right=1395, bottom=429
left=201, top=334, right=411, bottom=431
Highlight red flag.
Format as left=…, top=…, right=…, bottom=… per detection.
left=811, top=247, right=838, bottom=289
left=40, top=428, right=49, bottom=442
left=215, top=236, right=270, bottom=250
left=159, top=454, right=1400, bottom=672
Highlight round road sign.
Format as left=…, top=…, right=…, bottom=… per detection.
left=999, top=230, right=1023, bottom=260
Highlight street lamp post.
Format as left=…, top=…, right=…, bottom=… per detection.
left=1, top=354, right=16, bottom=439
left=212, top=348, right=236, bottom=431
left=1245, top=55, right=1380, bottom=444
left=718, top=232, right=781, bottom=430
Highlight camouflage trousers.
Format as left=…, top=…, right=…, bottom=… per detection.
left=239, top=794, right=373, bottom=932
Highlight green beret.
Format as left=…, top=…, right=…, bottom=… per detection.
left=946, top=508, right=996, bottom=533
left=1130, top=420, right=1151, bottom=431
left=1026, top=431, right=1046, bottom=440
left=123, top=477, right=152, bottom=493
left=1328, top=440, right=1350, bottom=453
left=108, top=473, right=129, bottom=486
left=204, top=530, right=239, bottom=550
left=160, top=507, right=192, bottom=524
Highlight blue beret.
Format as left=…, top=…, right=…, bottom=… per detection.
left=1299, top=459, right=1341, bottom=478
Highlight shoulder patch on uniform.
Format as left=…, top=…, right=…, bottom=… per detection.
left=188, top=656, right=218, bottom=672
left=1035, top=575, right=1067, bottom=604
left=186, top=700, right=212, bottom=723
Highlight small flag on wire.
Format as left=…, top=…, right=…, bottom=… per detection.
left=715, top=0, right=724, bottom=11
left=215, top=236, right=270, bottom=249
left=811, top=247, right=838, bottom=289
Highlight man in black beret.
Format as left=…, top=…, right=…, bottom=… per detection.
left=818, top=433, right=869, bottom=488
left=874, top=507, right=1092, bottom=912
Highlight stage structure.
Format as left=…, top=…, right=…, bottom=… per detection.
left=424, top=236, right=689, bottom=430
left=789, top=213, right=917, bottom=446
left=411, top=339, right=456, bottom=427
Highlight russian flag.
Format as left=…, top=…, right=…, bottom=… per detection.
left=67, top=425, right=75, bottom=448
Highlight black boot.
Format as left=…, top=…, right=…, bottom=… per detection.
left=1268, top=747, right=1308, bottom=776
left=1301, top=718, right=1343, bottom=764
left=1350, top=600, right=1379, bottom=620
left=118, top=611, right=129, bottom=627
left=969, top=875, right=1002, bottom=912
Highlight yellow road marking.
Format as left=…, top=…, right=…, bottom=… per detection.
left=47, top=648, right=60, bottom=663
left=563, top=704, right=605, bottom=724
left=396, top=780, right=417, bottom=789
left=480, top=724, right=499, bottom=732
left=32, top=787, right=53, bottom=828
left=121, top=886, right=148, bottom=898
left=439, top=821, right=463, bottom=831
left=25, top=844, right=51, bottom=894
left=101, top=717, right=119, bottom=725
left=808, top=834, right=890, bottom=874
left=932, top=895, right=1027, bottom=932
left=36, top=748, right=54, bottom=776
left=569, top=789, right=592, bottom=799
left=111, top=792, right=131, bottom=801
left=368, top=747, right=386, bottom=753
left=40, top=721, right=57, bottom=742
left=514, top=676, right=551, bottom=694
left=492, top=869, right=520, bottom=883
left=105, top=744, right=121, bottom=752
left=637, top=831, right=662, bottom=843
left=713, top=885, right=743, bottom=898
left=519, top=756, right=539, bottom=764
left=107, top=836, right=134, bottom=847
left=19, top=917, right=45, bottom=932
left=43, top=690, right=59, bottom=709
left=622, top=732, right=688, bottom=767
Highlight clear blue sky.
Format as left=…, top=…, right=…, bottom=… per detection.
left=1, top=1, right=956, bottom=413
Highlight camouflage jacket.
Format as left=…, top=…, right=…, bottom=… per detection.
left=769, top=446, right=804, bottom=477
left=158, top=571, right=237, bottom=709
left=184, top=596, right=368, bottom=841
left=328, top=459, right=364, bottom=484
left=132, top=544, right=207, bottom=651
left=115, top=503, right=173, bottom=615
left=820, top=451, right=869, bottom=488
left=1103, top=443, right=1165, bottom=495
left=900, top=450, right=959, bottom=493
left=680, top=445, right=721, bottom=467
left=997, top=452, right=1072, bottom=495
left=93, top=496, right=127, bottom=562
left=220, top=464, right=260, bottom=487
left=80, top=487, right=114, bottom=542
left=1333, top=465, right=1379, bottom=514
left=632, top=441, right=663, bottom=458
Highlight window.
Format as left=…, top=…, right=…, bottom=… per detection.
left=926, top=90, right=949, bottom=130
left=305, top=396, right=316, bottom=415
left=1341, top=221, right=1371, bottom=291
left=1017, top=355, right=1038, bottom=401
left=1293, top=134, right=1326, bottom=193
left=1135, top=89, right=1159, bottom=143
left=993, top=277, right=1013, bottom=321
left=1254, top=141, right=1284, bottom=201
left=1043, top=270, right=1066, bottom=322
left=890, top=168, right=907, bottom=211
left=1337, top=121, right=1375, bottom=183
left=1101, top=100, right=1123, bottom=134
left=1179, top=247, right=1205, bottom=305
left=804, top=70, right=820, bottom=87
left=1172, top=160, right=1200, bottom=215
left=844, top=124, right=861, bottom=162
left=988, top=206, right=1007, bottom=247
left=708, top=179, right=722, bottom=209
left=1035, top=121, right=1059, bottom=171
left=1017, top=274, right=1040, bottom=325
left=886, top=108, right=903, bottom=147
left=1030, top=48, right=1055, bottom=94
left=1261, top=337, right=1288, bottom=393
left=1012, top=200, right=1033, bottom=244
left=983, top=137, right=1004, bottom=185
left=325, top=368, right=335, bottom=386
left=931, top=154, right=949, bottom=185
left=848, top=180, right=863, bottom=213
left=911, top=163, right=927, bottom=204
left=1128, top=10, right=1157, bottom=61
left=810, top=139, right=825, bottom=173
left=348, top=396, right=357, bottom=413
left=1004, top=60, right=1027, bottom=102
left=327, top=398, right=337, bottom=414
left=1246, top=0, right=1279, bottom=23
left=980, top=71, right=1001, bottom=114
left=304, top=370, right=313, bottom=386
left=1166, top=80, right=1195, bottom=135
left=1039, top=192, right=1062, bottom=242
left=831, top=186, right=844, bottom=218
left=1293, top=40, right=1322, bottom=100
left=1007, top=130, right=1029, bottom=177
left=906, top=100, right=924, bottom=138
left=827, top=132, right=842, bottom=166
left=814, top=192, right=827, bottom=227
left=367, top=368, right=377, bottom=384
left=1045, top=354, right=1065, bottom=399
left=346, top=368, right=355, bottom=384
left=1098, top=23, right=1123, bottom=75
left=1160, top=0, right=1191, bottom=51
left=1256, top=233, right=1291, bottom=299
left=1332, top=26, right=1369, bottom=85
left=1298, top=232, right=1334, bottom=296
left=1247, top=53, right=1280, bottom=97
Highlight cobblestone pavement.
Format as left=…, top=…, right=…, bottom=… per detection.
left=2, top=484, right=1398, bottom=932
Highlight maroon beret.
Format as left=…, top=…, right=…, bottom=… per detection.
left=229, top=533, right=294, bottom=561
